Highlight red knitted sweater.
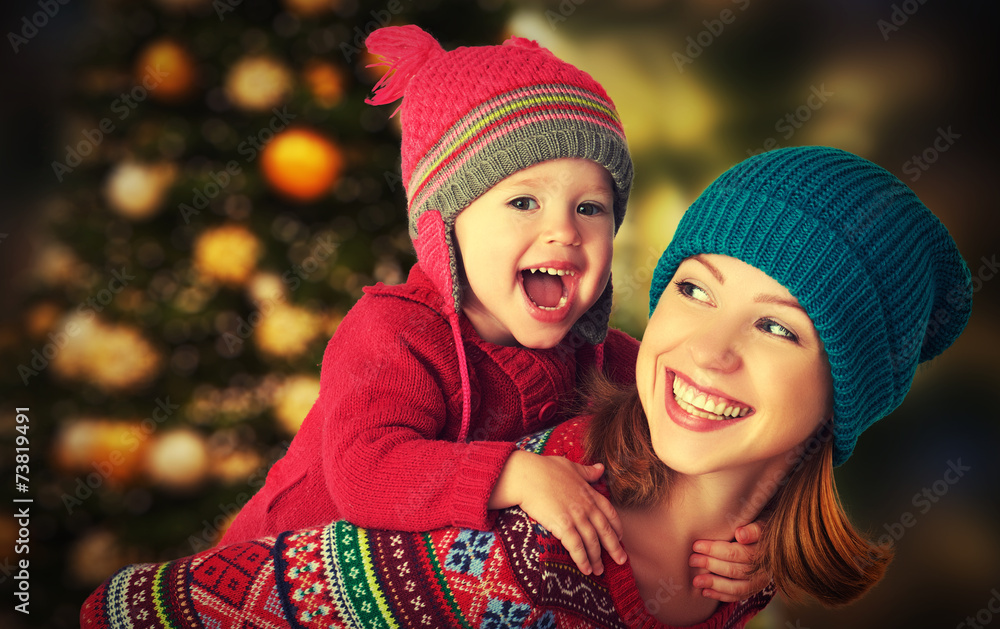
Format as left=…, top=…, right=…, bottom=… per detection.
left=222, top=263, right=640, bottom=545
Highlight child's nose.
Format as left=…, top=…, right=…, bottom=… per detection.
left=542, top=208, right=582, bottom=246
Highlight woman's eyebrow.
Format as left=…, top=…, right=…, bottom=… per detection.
left=753, top=293, right=807, bottom=312
left=693, top=255, right=807, bottom=312
left=692, top=255, right=725, bottom=283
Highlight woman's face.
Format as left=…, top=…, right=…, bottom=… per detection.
left=636, top=254, right=833, bottom=478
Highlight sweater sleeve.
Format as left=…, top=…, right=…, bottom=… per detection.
left=317, top=294, right=514, bottom=532
left=601, top=328, right=640, bottom=386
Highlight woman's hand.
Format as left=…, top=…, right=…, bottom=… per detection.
left=489, top=451, right=626, bottom=576
left=689, top=521, right=769, bottom=602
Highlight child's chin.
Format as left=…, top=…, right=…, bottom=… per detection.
left=515, top=327, right=569, bottom=350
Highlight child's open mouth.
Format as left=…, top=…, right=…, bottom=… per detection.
left=520, top=266, right=574, bottom=311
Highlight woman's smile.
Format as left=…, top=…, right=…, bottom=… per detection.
left=668, top=370, right=754, bottom=423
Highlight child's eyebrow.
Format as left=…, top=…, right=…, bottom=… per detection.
left=504, top=176, right=544, bottom=190
left=501, top=177, right=612, bottom=198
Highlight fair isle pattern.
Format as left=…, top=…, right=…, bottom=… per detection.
left=277, top=527, right=341, bottom=625
left=497, top=508, right=626, bottom=629
left=81, top=542, right=289, bottom=629
left=370, top=529, right=453, bottom=627
left=406, top=83, right=625, bottom=219
left=186, top=542, right=286, bottom=628
left=539, top=550, right=623, bottom=626
left=514, top=423, right=554, bottom=455
left=105, top=564, right=139, bottom=629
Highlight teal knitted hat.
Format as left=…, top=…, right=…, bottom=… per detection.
left=648, top=146, right=972, bottom=466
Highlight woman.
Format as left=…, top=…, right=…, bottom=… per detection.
left=80, top=146, right=971, bottom=628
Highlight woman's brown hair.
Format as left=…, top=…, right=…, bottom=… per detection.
left=583, top=372, right=892, bottom=607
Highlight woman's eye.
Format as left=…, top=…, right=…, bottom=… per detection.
left=509, top=197, right=539, bottom=211
left=758, top=318, right=799, bottom=343
left=673, top=280, right=712, bottom=303
left=576, top=202, right=605, bottom=216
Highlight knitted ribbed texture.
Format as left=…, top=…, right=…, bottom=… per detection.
left=365, top=25, right=633, bottom=344
left=649, top=146, right=972, bottom=466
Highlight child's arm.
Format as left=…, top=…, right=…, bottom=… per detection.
left=690, top=521, right=770, bottom=601
left=488, top=450, right=626, bottom=576
left=318, top=296, right=524, bottom=532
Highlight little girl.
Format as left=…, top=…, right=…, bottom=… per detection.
left=220, top=25, right=756, bottom=588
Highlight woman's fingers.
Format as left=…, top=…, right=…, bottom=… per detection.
left=689, top=549, right=751, bottom=580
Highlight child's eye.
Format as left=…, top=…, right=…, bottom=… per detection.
left=673, top=280, right=712, bottom=304
left=508, top=197, right=539, bottom=211
left=757, top=318, right=799, bottom=343
left=576, top=202, right=606, bottom=216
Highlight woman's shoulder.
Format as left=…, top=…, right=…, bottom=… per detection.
left=515, top=415, right=593, bottom=462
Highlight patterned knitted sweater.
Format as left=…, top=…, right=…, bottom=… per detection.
left=81, top=417, right=774, bottom=629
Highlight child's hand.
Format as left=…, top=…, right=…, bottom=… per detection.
left=689, top=521, right=768, bottom=602
left=490, top=451, right=625, bottom=576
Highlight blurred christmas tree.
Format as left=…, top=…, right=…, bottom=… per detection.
left=0, top=0, right=509, bottom=626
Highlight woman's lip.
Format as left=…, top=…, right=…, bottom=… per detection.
left=671, top=371, right=751, bottom=408
left=663, top=369, right=753, bottom=433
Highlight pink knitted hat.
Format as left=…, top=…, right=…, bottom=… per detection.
left=365, top=25, right=633, bottom=347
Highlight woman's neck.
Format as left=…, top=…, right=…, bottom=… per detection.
left=618, top=469, right=773, bottom=625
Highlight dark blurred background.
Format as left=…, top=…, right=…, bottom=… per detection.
left=0, top=0, right=997, bottom=627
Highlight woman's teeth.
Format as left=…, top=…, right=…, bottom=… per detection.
left=672, top=377, right=751, bottom=421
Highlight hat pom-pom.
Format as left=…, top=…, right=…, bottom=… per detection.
left=502, top=35, right=541, bottom=50
left=365, top=25, right=443, bottom=114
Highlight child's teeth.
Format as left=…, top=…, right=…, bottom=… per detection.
left=527, top=267, right=574, bottom=277
left=537, top=295, right=568, bottom=311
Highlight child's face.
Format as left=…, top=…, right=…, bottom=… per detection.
left=453, top=158, right=615, bottom=348
left=636, top=254, right=833, bottom=479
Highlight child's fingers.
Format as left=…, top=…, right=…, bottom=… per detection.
left=559, top=525, right=599, bottom=576
left=567, top=504, right=606, bottom=576
left=588, top=493, right=626, bottom=565
left=574, top=461, right=605, bottom=482
left=736, top=520, right=764, bottom=544
left=591, top=490, right=624, bottom=540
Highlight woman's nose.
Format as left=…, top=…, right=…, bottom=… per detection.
left=688, top=326, right=742, bottom=373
